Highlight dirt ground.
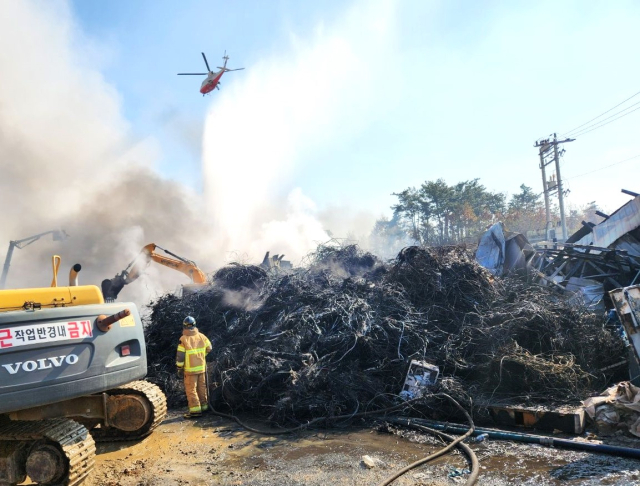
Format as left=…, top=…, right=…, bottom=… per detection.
left=66, top=411, right=640, bottom=486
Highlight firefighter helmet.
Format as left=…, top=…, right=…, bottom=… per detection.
left=183, top=316, right=196, bottom=328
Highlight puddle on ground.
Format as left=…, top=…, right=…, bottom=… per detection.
left=91, top=411, right=640, bottom=486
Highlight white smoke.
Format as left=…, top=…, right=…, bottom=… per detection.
left=0, top=1, right=209, bottom=303
left=0, top=0, right=395, bottom=305
left=202, top=0, right=398, bottom=265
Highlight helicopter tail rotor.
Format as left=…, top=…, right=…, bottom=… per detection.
left=217, top=52, right=244, bottom=72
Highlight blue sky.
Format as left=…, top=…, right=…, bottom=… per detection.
left=69, top=0, right=640, bottom=225
left=1, top=0, right=640, bottom=296
left=71, top=0, right=349, bottom=190
left=71, top=0, right=640, bottom=220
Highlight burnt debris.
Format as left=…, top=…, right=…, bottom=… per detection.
left=144, top=244, right=625, bottom=424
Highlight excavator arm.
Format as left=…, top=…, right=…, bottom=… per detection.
left=147, top=244, right=207, bottom=284
left=101, top=243, right=206, bottom=301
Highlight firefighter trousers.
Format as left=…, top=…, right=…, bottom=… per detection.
left=183, top=372, right=208, bottom=413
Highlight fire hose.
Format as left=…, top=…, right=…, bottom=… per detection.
left=201, top=371, right=479, bottom=485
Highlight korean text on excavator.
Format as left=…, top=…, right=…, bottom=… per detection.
left=0, top=255, right=167, bottom=485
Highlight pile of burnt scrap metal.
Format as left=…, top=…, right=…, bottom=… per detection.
left=144, top=243, right=625, bottom=426
left=534, top=190, right=640, bottom=309
left=473, top=191, right=640, bottom=433
left=476, top=221, right=537, bottom=277
left=477, top=190, right=640, bottom=311
left=581, top=284, right=640, bottom=436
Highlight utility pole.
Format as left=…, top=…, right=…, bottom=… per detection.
left=538, top=147, right=552, bottom=239
left=534, top=134, right=574, bottom=242
left=553, top=136, right=568, bottom=242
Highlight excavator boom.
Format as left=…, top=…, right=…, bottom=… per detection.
left=147, top=244, right=207, bottom=284
left=102, top=243, right=206, bottom=301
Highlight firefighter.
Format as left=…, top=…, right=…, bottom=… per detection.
left=176, top=316, right=212, bottom=418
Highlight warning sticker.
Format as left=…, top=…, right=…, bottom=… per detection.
left=119, top=315, right=136, bottom=328
left=0, top=320, right=93, bottom=349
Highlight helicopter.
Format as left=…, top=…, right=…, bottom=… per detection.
left=178, top=51, right=244, bottom=95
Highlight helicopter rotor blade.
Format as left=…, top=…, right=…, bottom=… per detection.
left=201, top=52, right=211, bottom=72
left=226, top=68, right=245, bottom=71
left=177, top=73, right=208, bottom=75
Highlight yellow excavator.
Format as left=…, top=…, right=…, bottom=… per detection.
left=101, top=243, right=207, bottom=301
left=0, top=256, right=167, bottom=485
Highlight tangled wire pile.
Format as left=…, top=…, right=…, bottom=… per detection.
left=144, top=244, right=626, bottom=424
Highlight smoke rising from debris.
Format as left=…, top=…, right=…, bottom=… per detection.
left=201, top=0, right=397, bottom=264
left=0, top=1, right=213, bottom=303
left=0, top=0, right=395, bottom=304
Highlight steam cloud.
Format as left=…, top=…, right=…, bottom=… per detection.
left=0, top=1, right=211, bottom=303
left=202, top=0, right=396, bottom=263
left=0, top=0, right=393, bottom=305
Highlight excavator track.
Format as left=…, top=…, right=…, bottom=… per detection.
left=0, top=418, right=95, bottom=486
left=91, top=380, right=167, bottom=442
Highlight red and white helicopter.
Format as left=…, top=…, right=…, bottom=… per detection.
left=178, top=52, right=244, bottom=95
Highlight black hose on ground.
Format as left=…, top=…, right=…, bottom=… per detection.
left=207, top=390, right=480, bottom=484
left=383, top=418, right=480, bottom=486
left=405, top=418, right=640, bottom=460
left=202, top=371, right=480, bottom=485
left=378, top=394, right=479, bottom=486
left=208, top=394, right=427, bottom=435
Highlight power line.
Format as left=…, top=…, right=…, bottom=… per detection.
left=564, top=154, right=640, bottom=181
left=562, top=89, right=640, bottom=137
left=570, top=104, right=640, bottom=138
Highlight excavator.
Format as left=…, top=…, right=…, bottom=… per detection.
left=0, top=256, right=167, bottom=485
left=101, top=243, right=207, bottom=301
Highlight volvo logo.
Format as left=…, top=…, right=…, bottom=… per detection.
left=1, top=354, right=79, bottom=375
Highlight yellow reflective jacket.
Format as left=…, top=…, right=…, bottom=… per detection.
left=176, top=328, right=212, bottom=375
